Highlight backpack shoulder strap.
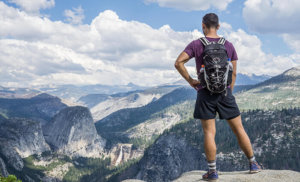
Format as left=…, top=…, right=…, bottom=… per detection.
left=217, top=37, right=226, bottom=45
left=199, top=37, right=210, bottom=46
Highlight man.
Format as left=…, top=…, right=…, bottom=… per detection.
left=174, top=13, right=262, bottom=181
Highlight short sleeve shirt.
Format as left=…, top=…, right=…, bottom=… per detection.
left=183, top=37, right=238, bottom=90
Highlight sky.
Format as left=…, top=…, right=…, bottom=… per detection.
left=1, top=0, right=300, bottom=88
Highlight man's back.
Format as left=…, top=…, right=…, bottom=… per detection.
left=183, top=37, right=238, bottom=90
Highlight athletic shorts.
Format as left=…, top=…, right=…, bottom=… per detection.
left=193, top=87, right=240, bottom=120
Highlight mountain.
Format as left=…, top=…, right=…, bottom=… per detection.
left=0, top=86, right=40, bottom=99
left=95, top=86, right=196, bottom=149
left=235, top=66, right=300, bottom=110
left=0, top=118, right=50, bottom=172
left=172, top=73, right=271, bottom=86
left=88, top=85, right=180, bottom=122
left=43, top=106, right=106, bottom=158
left=0, top=106, right=111, bottom=181
left=113, top=108, right=300, bottom=181
left=0, top=93, right=68, bottom=125
left=235, top=73, right=271, bottom=85
left=34, top=83, right=148, bottom=103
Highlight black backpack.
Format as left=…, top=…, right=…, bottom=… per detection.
left=198, top=37, right=232, bottom=94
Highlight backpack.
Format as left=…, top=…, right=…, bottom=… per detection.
left=198, top=37, right=232, bottom=94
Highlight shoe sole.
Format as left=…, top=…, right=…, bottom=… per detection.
left=250, top=170, right=261, bottom=174
left=202, top=179, right=218, bottom=181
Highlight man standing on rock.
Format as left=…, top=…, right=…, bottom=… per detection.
left=174, top=13, right=262, bottom=181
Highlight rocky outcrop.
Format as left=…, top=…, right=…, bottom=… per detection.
left=43, top=106, right=106, bottom=158
left=0, top=157, right=9, bottom=177
left=108, top=143, right=144, bottom=167
left=133, top=134, right=206, bottom=182
left=122, top=170, right=300, bottom=182
left=0, top=117, right=50, bottom=171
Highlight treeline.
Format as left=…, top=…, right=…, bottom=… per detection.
left=160, top=107, right=300, bottom=171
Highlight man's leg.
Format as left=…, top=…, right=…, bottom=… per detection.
left=201, top=119, right=217, bottom=161
left=226, top=115, right=253, bottom=158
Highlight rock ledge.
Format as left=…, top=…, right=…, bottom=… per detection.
left=122, top=170, right=300, bottom=182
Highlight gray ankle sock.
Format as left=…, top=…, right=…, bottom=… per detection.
left=207, top=160, right=216, bottom=172
left=248, top=156, right=256, bottom=163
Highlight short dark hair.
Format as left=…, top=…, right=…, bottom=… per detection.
left=202, top=13, right=219, bottom=29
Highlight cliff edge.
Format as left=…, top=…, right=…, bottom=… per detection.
left=122, top=170, right=300, bottom=182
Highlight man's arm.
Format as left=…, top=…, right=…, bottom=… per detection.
left=174, top=52, right=200, bottom=90
left=230, top=60, right=237, bottom=92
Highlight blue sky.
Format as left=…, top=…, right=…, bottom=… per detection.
left=0, top=0, right=300, bottom=87
left=3, top=0, right=293, bottom=55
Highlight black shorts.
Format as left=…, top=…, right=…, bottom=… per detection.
left=193, top=87, right=240, bottom=120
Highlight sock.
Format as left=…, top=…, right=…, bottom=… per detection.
left=207, top=160, right=216, bottom=172
left=248, top=156, right=256, bottom=163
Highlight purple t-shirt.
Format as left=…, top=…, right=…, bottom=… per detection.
left=183, top=37, right=238, bottom=90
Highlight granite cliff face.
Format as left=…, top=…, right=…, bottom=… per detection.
left=43, top=106, right=106, bottom=157
left=0, top=117, right=50, bottom=171
left=131, top=134, right=206, bottom=182
left=0, top=157, right=9, bottom=177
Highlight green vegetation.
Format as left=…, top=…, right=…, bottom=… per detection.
left=161, top=107, right=300, bottom=171
left=63, top=157, right=111, bottom=182
left=130, top=133, right=160, bottom=149
left=106, top=157, right=142, bottom=182
left=236, top=79, right=300, bottom=111
left=0, top=175, right=21, bottom=182
left=79, top=156, right=142, bottom=182
left=23, top=154, right=70, bottom=171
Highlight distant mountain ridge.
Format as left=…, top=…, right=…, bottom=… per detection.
left=0, top=93, right=68, bottom=125
left=172, top=73, right=271, bottom=86
left=235, top=66, right=300, bottom=110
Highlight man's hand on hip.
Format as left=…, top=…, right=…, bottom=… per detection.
left=188, top=76, right=200, bottom=90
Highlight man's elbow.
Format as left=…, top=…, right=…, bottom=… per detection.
left=174, top=61, right=181, bottom=69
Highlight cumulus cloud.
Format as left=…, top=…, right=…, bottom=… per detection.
left=9, top=0, right=55, bottom=13
left=64, top=6, right=85, bottom=24
left=221, top=25, right=300, bottom=76
left=145, top=0, right=233, bottom=11
left=243, top=0, right=300, bottom=33
left=0, top=1, right=299, bottom=88
left=0, top=2, right=203, bottom=87
left=243, top=0, right=300, bottom=53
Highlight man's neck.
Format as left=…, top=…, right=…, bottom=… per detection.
left=205, top=32, right=219, bottom=38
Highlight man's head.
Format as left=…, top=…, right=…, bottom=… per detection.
left=202, top=13, right=220, bottom=36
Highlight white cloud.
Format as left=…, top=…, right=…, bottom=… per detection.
left=282, top=34, right=300, bottom=53
left=0, top=2, right=202, bottom=87
left=0, top=1, right=299, bottom=88
left=145, top=0, right=233, bottom=11
left=243, top=0, right=300, bottom=53
left=221, top=27, right=300, bottom=76
left=64, top=6, right=85, bottom=24
left=9, top=0, right=55, bottom=13
left=243, top=0, right=300, bottom=33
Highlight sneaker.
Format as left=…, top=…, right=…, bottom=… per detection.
left=202, top=170, right=218, bottom=181
left=249, top=161, right=262, bottom=174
